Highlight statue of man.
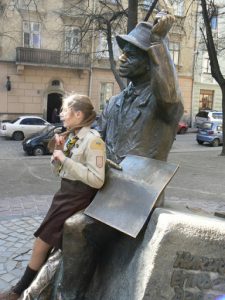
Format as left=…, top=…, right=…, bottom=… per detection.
left=97, top=12, right=183, bottom=164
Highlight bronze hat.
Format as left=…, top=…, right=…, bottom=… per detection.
left=116, top=22, right=153, bottom=51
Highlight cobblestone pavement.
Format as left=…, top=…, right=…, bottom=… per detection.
left=0, top=195, right=52, bottom=292
left=0, top=216, right=43, bottom=292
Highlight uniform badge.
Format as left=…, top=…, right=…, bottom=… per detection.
left=90, top=138, right=104, bottom=150
left=96, top=156, right=103, bottom=168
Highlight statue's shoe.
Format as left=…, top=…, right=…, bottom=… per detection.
left=0, top=289, right=20, bottom=300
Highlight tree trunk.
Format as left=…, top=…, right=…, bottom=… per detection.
left=144, top=0, right=159, bottom=22
left=106, top=22, right=125, bottom=91
left=221, top=86, right=225, bottom=156
left=127, top=0, right=138, bottom=33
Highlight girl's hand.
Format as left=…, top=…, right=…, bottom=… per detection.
left=54, top=134, right=65, bottom=150
left=52, top=150, right=66, bottom=163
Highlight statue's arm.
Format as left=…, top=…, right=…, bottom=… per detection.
left=148, top=13, right=182, bottom=106
left=148, top=41, right=182, bottom=105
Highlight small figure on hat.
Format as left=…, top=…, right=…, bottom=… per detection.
left=97, top=11, right=183, bottom=165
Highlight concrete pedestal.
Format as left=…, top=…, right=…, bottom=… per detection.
left=21, top=207, right=225, bottom=300
left=85, top=207, right=225, bottom=300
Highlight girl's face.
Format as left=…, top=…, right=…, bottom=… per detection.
left=60, top=106, right=84, bottom=129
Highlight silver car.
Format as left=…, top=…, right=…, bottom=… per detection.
left=0, top=116, right=51, bottom=140
left=195, top=110, right=222, bottom=127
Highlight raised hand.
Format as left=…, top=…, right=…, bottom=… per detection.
left=151, top=11, right=175, bottom=43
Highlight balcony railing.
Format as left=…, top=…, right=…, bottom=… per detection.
left=16, top=47, right=90, bottom=69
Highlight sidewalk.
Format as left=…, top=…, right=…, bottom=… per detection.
left=0, top=195, right=51, bottom=292
left=0, top=216, right=43, bottom=291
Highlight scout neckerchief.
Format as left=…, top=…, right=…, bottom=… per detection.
left=57, top=134, right=79, bottom=173
left=64, top=134, right=79, bottom=158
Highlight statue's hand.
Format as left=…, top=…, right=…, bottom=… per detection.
left=151, top=11, right=175, bottom=43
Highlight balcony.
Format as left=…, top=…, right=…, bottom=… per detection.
left=16, top=47, right=91, bottom=69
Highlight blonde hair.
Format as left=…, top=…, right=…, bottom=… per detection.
left=61, top=93, right=96, bottom=121
left=48, top=93, right=96, bottom=152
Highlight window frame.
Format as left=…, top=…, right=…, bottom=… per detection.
left=169, top=41, right=180, bottom=66
left=100, top=82, right=114, bottom=110
left=199, top=90, right=214, bottom=110
left=202, top=52, right=211, bottom=74
left=173, top=1, right=184, bottom=17
left=23, top=21, right=41, bottom=48
left=64, top=26, right=81, bottom=53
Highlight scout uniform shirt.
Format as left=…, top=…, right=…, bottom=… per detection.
left=52, top=126, right=106, bottom=189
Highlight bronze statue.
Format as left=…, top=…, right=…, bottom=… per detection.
left=19, top=12, right=183, bottom=300
left=97, top=13, right=183, bottom=164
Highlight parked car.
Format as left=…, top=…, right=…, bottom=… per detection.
left=0, top=116, right=51, bottom=141
left=22, top=125, right=64, bottom=156
left=195, top=110, right=222, bottom=127
left=196, top=121, right=223, bottom=147
left=177, top=121, right=188, bottom=134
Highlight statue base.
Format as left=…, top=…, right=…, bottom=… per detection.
left=20, top=206, right=225, bottom=299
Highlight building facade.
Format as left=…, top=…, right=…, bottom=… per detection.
left=0, top=0, right=197, bottom=126
left=0, top=0, right=123, bottom=122
left=192, top=0, right=225, bottom=125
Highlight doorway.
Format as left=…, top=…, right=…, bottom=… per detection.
left=47, top=93, right=62, bottom=123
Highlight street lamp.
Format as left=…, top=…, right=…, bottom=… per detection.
left=6, top=76, right=11, bottom=91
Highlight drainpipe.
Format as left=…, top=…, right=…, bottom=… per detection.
left=191, top=1, right=199, bottom=127
left=88, top=0, right=96, bottom=99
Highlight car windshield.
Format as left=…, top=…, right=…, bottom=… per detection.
left=200, top=122, right=213, bottom=130
left=212, top=113, right=222, bottom=119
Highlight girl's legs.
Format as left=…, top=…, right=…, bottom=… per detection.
left=12, top=237, right=52, bottom=296
left=29, top=237, right=52, bottom=271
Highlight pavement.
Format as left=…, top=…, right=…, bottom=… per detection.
left=0, top=130, right=225, bottom=293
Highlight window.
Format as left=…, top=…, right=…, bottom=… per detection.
left=169, top=42, right=180, bottom=66
left=23, top=21, right=41, bottom=48
left=173, top=1, right=184, bottom=16
left=20, top=118, right=45, bottom=125
left=100, top=83, right=114, bottom=110
left=20, top=118, right=33, bottom=125
left=96, top=31, right=120, bottom=59
left=143, top=0, right=154, bottom=9
left=32, top=118, right=45, bottom=125
left=97, top=31, right=109, bottom=58
left=65, top=27, right=80, bottom=53
left=52, top=80, right=60, bottom=87
left=199, top=90, right=214, bottom=110
left=210, top=8, right=218, bottom=31
left=202, top=52, right=211, bottom=74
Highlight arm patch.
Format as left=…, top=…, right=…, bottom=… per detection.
left=90, top=138, right=105, bottom=151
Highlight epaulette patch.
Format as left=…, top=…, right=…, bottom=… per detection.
left=90, top=138, right=104, bottom=151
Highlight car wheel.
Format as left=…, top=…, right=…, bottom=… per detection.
left=12, top=131, right=24, bottom=141
left=33, top=146, right=45, bottom=156
left=211, top=139, right=220, bottom=147
left=197, top=140, right=204, bottom=145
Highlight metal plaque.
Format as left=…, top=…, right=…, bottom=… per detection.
left=85, top=155, right=178, bottom=238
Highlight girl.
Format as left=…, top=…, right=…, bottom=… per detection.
left=1, top=94, right=106, bottom=300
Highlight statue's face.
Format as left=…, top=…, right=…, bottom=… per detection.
left=119, top=43, right=149, bottom=79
